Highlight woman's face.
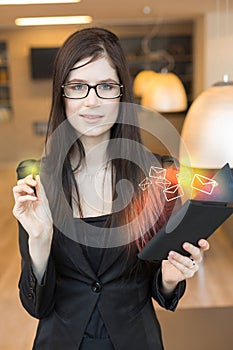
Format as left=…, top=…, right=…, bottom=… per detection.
left=63, top=55, right=121, bottom=142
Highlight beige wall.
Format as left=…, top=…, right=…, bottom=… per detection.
left=193, top=15, right=205, bottom=97
left=205, top=11, right=233, bottom=88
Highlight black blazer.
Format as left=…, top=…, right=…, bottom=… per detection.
left=17, top=156, right=186, bottom=350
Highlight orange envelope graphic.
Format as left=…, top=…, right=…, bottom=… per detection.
left=139, top=177, right=152, bottom=191
left=163, top=184, right=184, bottom=202
left=149, top=166, right=166, bottom=179
left=191, top=174, right=217, bottom=195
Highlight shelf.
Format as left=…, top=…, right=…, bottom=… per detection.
left=0, top=101, right=10, bottom=106
left=120, top=33, right=193, bottom=103
left=0, top=41, right=11, bottom=120
left=125, top=54, right=193, bottom=64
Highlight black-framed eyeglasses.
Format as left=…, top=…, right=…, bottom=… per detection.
left=62, top=82, right=123, bottom=99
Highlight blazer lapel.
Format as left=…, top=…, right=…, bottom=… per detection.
left=56, top=229, right=98, bottom=281
left=61, top=218, right=134, bottom=279
left=97, top=245, right=125, bottom=277
left=65, top=233, right=125, bottom=280
left=95, top=225, right=138, bottom=278
left=68, top=242, right=98, bottom=280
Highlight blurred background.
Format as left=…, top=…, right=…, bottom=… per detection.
left=0, top=1, right=232, bottom=349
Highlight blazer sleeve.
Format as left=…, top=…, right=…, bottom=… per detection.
left=18, top=222, right=56, bottom=319
left=151, top=265, right=186, bottom=311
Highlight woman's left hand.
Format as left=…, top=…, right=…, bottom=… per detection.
left=161, top=239, right=210, bottom=293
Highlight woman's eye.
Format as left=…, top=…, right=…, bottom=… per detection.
left=100, top=83, right=113, bottom=90
left=72, top=84, right=85, bottom=91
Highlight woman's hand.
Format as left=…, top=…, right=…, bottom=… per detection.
left=13, top=174, right=53, bottom=282
left=161, top=239, right=210, bottom=294
left=13, top=174, right=53, bottom=240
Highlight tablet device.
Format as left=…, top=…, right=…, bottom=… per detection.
left=193, top=163, right=233, bottom=202
left=138, top=200, right=233, bottom=261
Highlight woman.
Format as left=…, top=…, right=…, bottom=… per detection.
left=13, top=28, right=209, bottom=350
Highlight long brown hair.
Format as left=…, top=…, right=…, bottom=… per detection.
left=43, top=27, right=167, bottom=251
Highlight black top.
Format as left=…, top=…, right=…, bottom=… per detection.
left=78, top=215, right=114, bottom=349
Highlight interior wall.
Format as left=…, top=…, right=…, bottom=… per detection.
left=205, top=10, right=233, bottom=88
left=193, top=15, right=205, bottom=97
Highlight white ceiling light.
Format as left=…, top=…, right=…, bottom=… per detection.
left=0, top=0, right=80, bottom=4
left=15, top=15, right=92, bottom=26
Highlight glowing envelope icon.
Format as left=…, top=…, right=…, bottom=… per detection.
left=163, top=183, right=184, bottom=202
left=139, top=177, right=152, bottom=191
left=191, top=174, right=217, bottom=195
left=149, top=166, right=166, bottom=179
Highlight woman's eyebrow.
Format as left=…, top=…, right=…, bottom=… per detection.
left=66, top=78, right=88, bottom=83
left=66, top=78, right=119, bottom=84
left=99, top=78, right=119, bottom=83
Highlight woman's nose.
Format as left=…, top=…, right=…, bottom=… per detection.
left=84, top=87, right=100, bottom=107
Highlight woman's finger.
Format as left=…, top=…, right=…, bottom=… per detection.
left=168, top=250, right=198, bottom=269
left=167, top=253, right=199, bottom=278
left=17, top=174, right=37, bottom=186
left=15, top=195, right=38, bottom=203
left=198, top=239, right=210, bottom=252
left=13, top=194, right=38, bottom=219
left=13, top=184, right=36, bottom=199
left=182, top=242, right=203, bottom=263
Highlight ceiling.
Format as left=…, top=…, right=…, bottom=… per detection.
left=0, top=0, right=231, bottom=29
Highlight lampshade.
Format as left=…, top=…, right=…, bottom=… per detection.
left=179, top=81, right=233, bottom=169
left=141, top=72, right=187, bottom=113
left=133, top=70, right=157, bottom=98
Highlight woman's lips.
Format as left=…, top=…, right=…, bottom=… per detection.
left=80, top=114, right=104, bottom=123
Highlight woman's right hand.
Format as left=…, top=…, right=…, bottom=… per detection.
left=13, top=174, right=53, bottom=282
left=13, top=174, right=53, bottom=241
